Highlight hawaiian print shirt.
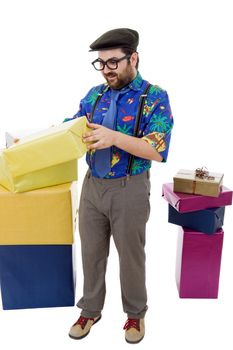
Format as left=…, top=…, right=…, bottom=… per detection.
left=64, top=72, right=174, bottom=179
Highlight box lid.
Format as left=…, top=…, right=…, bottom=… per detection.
left=174, top=169, right=224, bottom=186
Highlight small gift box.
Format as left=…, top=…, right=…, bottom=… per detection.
left=0, top=117, right=88, bottom=192
left=173, top=168, right=223, bottom=197
left=168, top=204, right=225, bottom=234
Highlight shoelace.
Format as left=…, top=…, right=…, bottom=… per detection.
left=73, top=316, right=94, bottom=329
left=123, top=318, right=140, bottom=331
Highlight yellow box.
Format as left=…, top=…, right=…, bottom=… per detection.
left=173, top=169, right=224, bottom=197
left=0, top=182, right=78, bottom=245
left=0, top=156, right=78, bottom=193
left=0, top=117, right=88, bottom=192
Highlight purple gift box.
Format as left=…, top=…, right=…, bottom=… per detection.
left=176, top=227, right=224, bottom=298
left=162, top=183, right=232, bottom=213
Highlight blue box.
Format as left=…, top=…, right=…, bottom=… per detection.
left=0, top=245, right=75, bottom=310
left=168, top=204, right=225, bottom=234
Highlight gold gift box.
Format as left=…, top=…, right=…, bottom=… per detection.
left=0, top=116, right=88, bottom=192
left=0, top=182, right=78, bottom=245
left=173, top=169, right=224, bottom=197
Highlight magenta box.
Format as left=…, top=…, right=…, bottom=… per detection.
left=176, top=227, right=224, bottom=298
left=162, top=183, right=232, bottom=213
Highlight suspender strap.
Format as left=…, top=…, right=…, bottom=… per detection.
left=90, top=82, right=152, bottom=177
left=90, top=85, right=108, bottom=122
left=126, top=82, right=152, bottom=177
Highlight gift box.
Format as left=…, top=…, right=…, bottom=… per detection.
left=173, top=169, right=223, bottom=197
left=168, top=204, right=225, bottom=234
left=162, top=183, right=232, bottom=213
left=176, top=227, right=224, bottom=298
left=0, top=182, right=78, bottom=245
left=0, top=154, right=78, bottom=193
left=0, top=117, right=88, bottom=192
left=0, top=245, right=75, bottom=309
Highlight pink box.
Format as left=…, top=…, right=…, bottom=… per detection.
left=176, top=227, right=224, bottom=298
left=162, top=183, right=232, bottom=213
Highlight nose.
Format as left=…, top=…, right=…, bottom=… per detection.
left=103, top=64, right=111, bottom=74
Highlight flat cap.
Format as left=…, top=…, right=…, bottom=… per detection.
left=89, top=28, right=139, bottom=52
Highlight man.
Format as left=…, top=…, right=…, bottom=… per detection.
left=67, top=28, right=173, bottom=344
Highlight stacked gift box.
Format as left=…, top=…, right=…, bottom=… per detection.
left=0, top=117, right=88, bottom=309
left=162, top=168, right=233, bottom=299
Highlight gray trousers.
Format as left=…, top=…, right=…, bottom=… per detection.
left=77, top=169, right=151, bottom=319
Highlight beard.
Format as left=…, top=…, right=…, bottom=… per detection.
left=103, top=63, right=136, bottom=90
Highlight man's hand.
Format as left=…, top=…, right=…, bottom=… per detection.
left=82, top=121, right=117, bottom=150
left=83, top=121, right=163, bottom=162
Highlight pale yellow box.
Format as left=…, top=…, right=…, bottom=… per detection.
left=0, top=117, right=88, bottom=192
left=0, top=182, right=78, bottom=245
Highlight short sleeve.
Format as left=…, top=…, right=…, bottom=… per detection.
left=142, top=90, right=174, bottom=162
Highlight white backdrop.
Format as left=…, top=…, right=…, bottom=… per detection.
left=0, top=1, right=233, bottom=349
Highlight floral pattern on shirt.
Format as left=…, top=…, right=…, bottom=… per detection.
left=64, top=72, right=173, bottom=178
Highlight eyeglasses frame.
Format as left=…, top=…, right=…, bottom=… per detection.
left=91, top=54, right=131, bottom=71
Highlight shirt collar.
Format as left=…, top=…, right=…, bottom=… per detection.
left=128, top=72, right=143, bottom=91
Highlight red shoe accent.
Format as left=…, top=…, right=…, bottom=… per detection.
left=123, top=319, right=140, bottom=332
left=73, top=316, right=94, bottom=330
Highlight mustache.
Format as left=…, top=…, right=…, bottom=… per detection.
left=104, top=72, right=117, bottom=78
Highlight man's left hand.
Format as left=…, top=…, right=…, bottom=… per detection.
left=83, top=121, right=116, bottom=150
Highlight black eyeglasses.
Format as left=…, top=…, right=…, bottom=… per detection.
left=91, top=54, right=131, bottom=71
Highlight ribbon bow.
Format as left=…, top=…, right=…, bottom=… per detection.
left=195, top=167, right=215, bottom=180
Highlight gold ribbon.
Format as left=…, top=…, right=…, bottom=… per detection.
left=195, top=167, right=215, bottom=180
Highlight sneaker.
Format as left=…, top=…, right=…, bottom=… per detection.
left=124, top=318, right=145, bottom=344
left=69, top=315, right=101, bottom=340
